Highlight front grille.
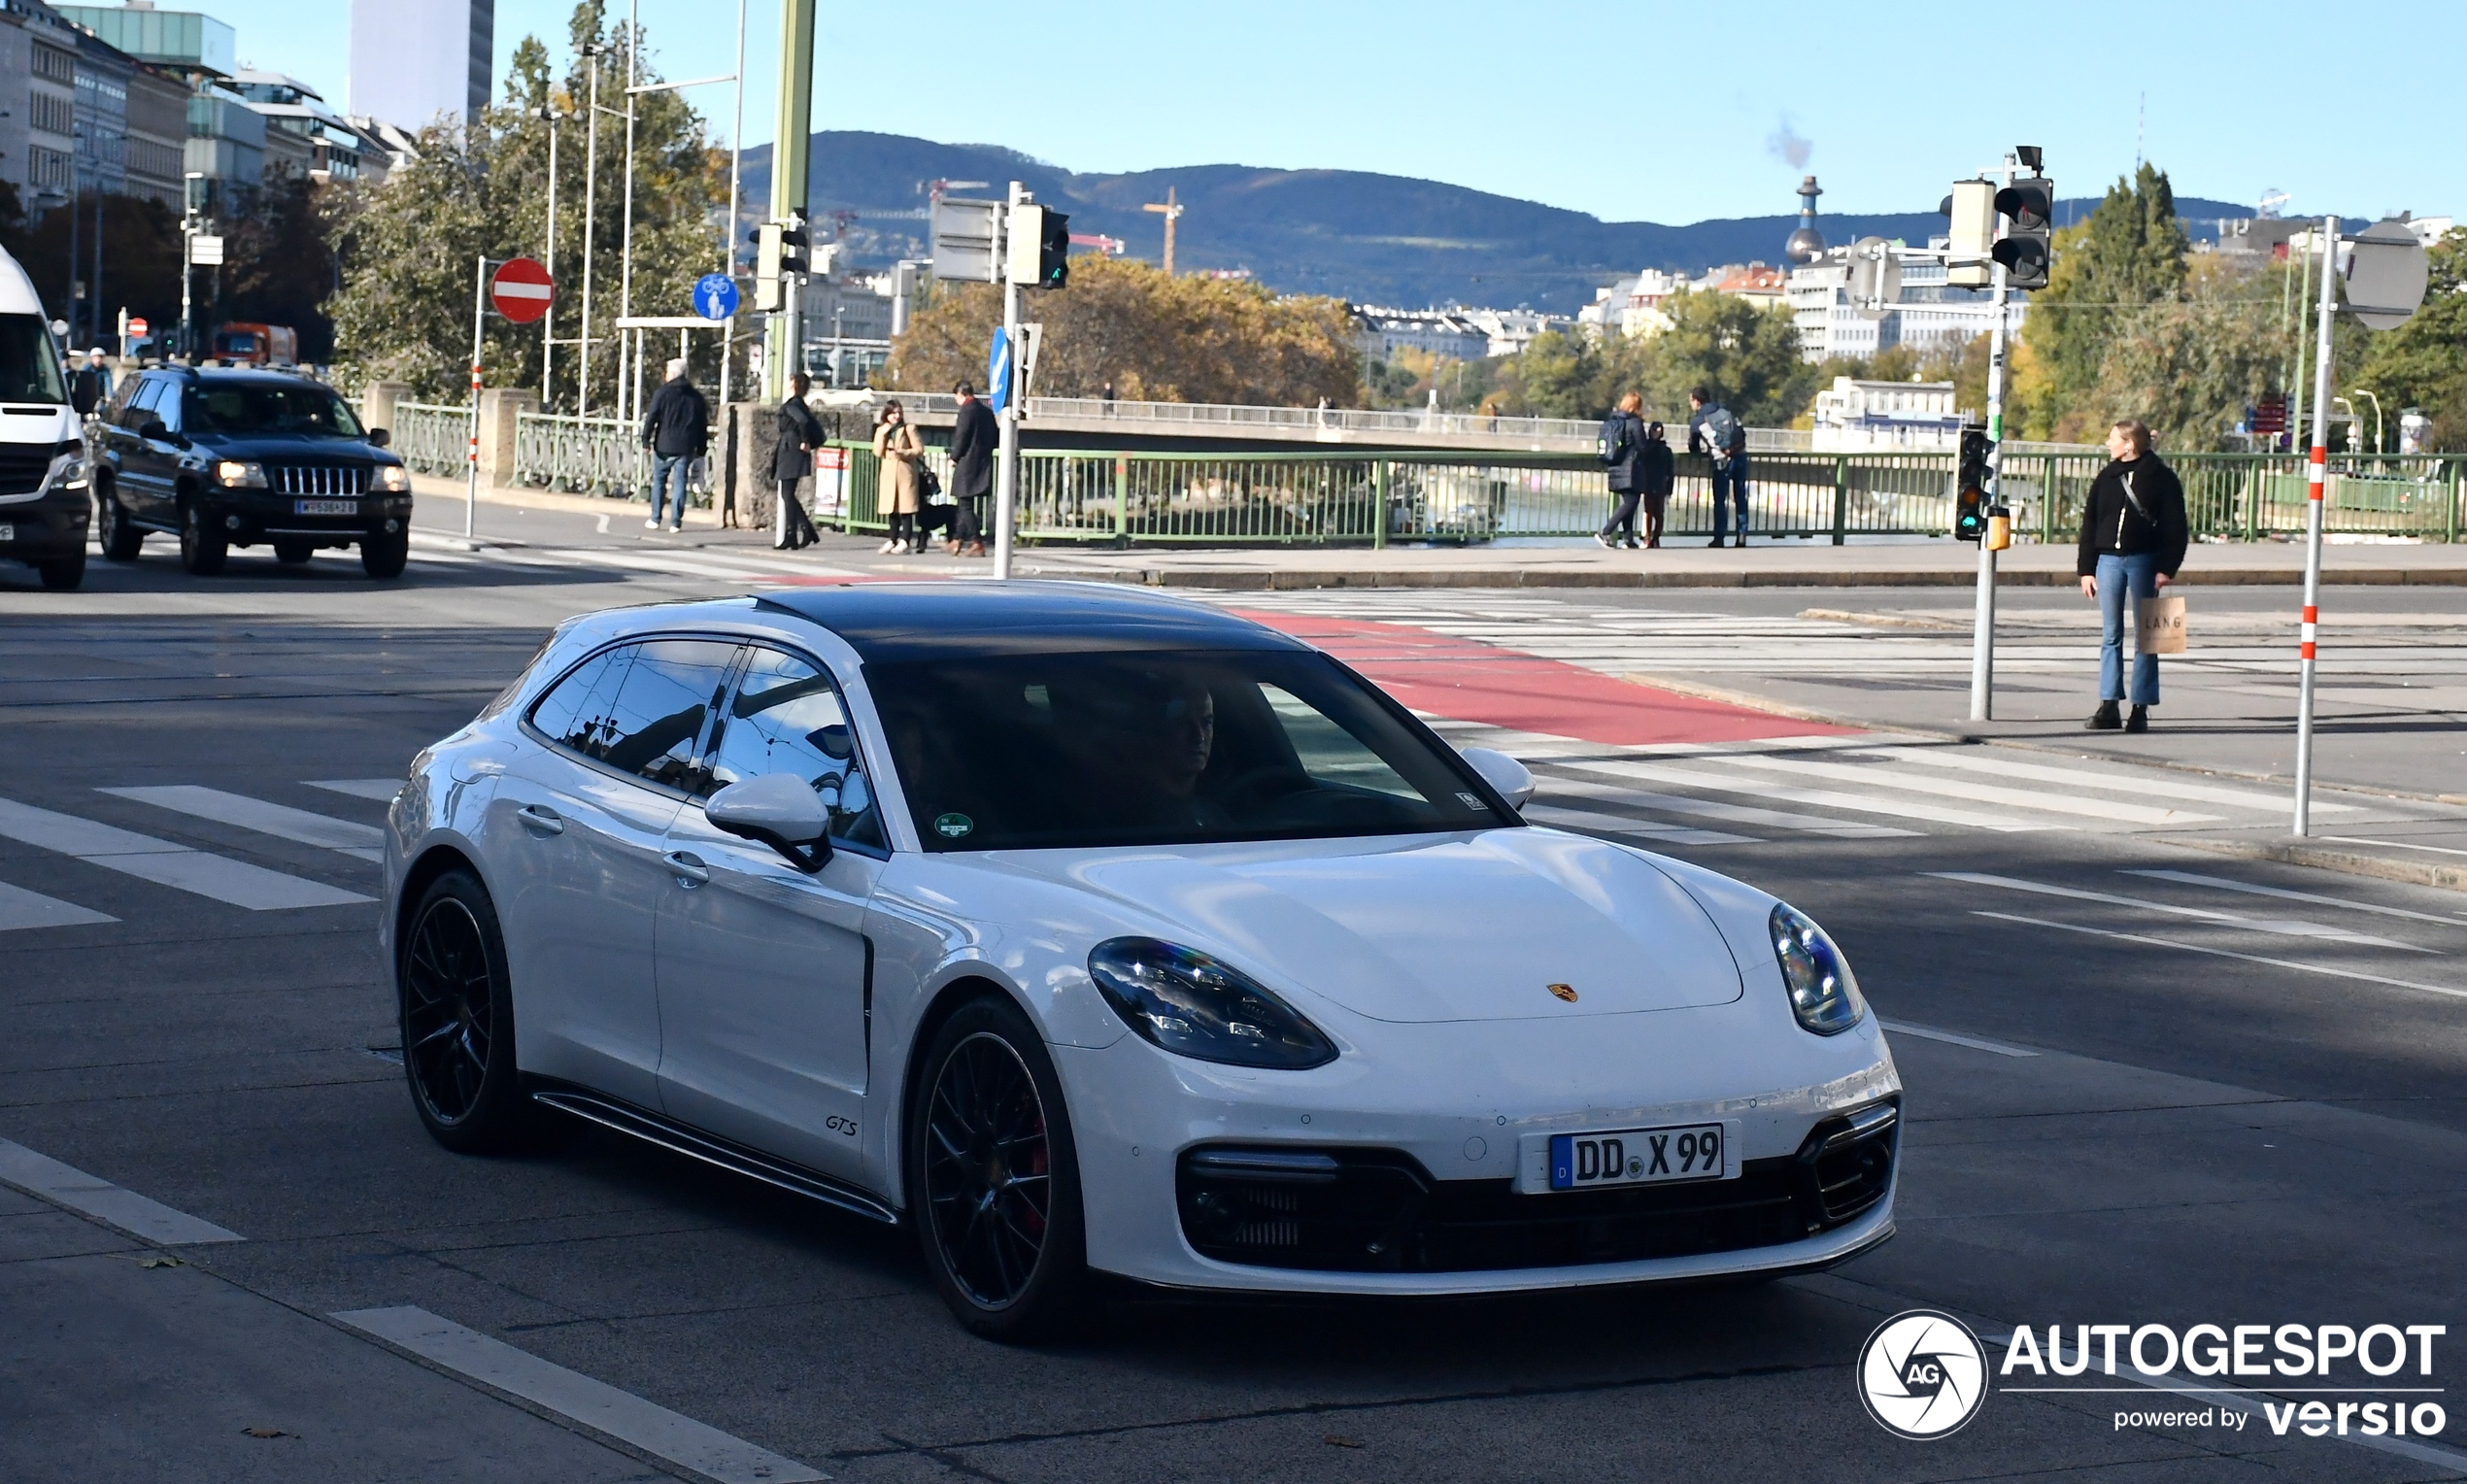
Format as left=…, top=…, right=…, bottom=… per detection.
left=266, top=463, right=369, bottom=496
left=0, top=441, right=67, bottom=496
left=1176, top=1099, right=1899, bottom=1274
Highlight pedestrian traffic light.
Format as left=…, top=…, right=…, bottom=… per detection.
left=1036, top=208, right=1070, bottom=289
left=1992, top=176, right=2054, bottom=291
left=1954, top=426, right=1990, bottom=541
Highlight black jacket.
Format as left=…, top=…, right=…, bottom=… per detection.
left=950, top=396, right=997, bottom=500
left=1639, top=436, right=1674, bottom=499
left=1599, top=410, right=1646, bottom=491
left=774, top=395, right=825, bottom=481
left=2076, top=455, right=2189, bottom=577
left=641, top=377, right=710, bottom=456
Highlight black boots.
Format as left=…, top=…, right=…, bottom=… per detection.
left=2123, top=705, right=2149, bottom=733
left=2086, top=701, right=2121, bottom=730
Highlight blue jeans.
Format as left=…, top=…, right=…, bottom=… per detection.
left=1710, top=455, right=1749, bottom=540
left=650, top=453, right=693, bottom=525
left=2096, top=552, right=2161, bottom=705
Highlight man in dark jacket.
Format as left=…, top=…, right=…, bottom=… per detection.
left=1598, top=392, right=1647, bottom=549
left=640, top=357, right=709, bottom=531
left=946, top=381, right=997, bottom=556
left=70, top=350, right=111, bottom=417
left=1687, top=387, right=1750, bottom=547
left=2076, top=418, right=2188, bottom=733
left=773, top=372, right=824, bottom=550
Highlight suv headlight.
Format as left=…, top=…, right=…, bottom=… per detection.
left=215, top=459, right=267, bottom=489
left=374, top=464, right=410, bottom=492
left=1088, top=937, right=1337, bottom=1069
left=1770, top=902, right=1865, bottom=1035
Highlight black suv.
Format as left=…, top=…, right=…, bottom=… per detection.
left=90, top=367, right=414, bottom=577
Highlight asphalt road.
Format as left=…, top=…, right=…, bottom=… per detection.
left=3, top=524, right=2463, bottom=1483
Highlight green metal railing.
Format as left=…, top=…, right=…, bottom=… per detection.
left=508, top=412, right=711, bottom=505
left=390, top=400, right=467, bottom=479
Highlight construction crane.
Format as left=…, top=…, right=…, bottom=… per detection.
left=1142, top=187, right=1183, bottom=276
left=1069, top=232, right=1125, bottom=257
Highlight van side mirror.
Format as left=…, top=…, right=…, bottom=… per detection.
left=706, top=773, right=832, bottom=872
left=366, top=427, right=389, bottom=448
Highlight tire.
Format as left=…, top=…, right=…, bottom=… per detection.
left=97, top=483, right=142, bottom=561
left=36, top=547, right=85, bottom=590
left=178, top=500, right=226, bottom=576
left=906, top=995, right=1090, bottom=1342
left=361, top=529, right=408, bottom=579
left=274, top=538, right=315, bottom=565
left=398, top=868, right=530, bottom=1153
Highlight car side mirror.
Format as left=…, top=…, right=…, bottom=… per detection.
left=139, top=419, right=170, bottom=442
left=706, top=773, right=832, bottom=872
left=1459, top=746, right=1534, bottom=812
left=366, top=427, right=389, bottom=448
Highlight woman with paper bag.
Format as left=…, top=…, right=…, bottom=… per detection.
left=2076, top=419, right=2187, bottom=733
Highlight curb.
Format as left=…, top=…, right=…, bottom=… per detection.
left=2148, top=836, right=2467, bottom=895
left=1012, top=565, right=2467, bottom=591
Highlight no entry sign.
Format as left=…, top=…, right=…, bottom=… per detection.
left=491, top=257, right=554, bottom=323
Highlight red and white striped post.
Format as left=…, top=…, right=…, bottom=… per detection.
left=467, top=254, right=487, bottom=541
left=2292, top=218, right=2340, bottom=836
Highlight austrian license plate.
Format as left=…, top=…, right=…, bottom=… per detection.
left=1548, top=1123, right=1726, bottom=1191
left=294, top=499, right=356, bottom=516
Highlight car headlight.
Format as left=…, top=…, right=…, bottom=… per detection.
left=1770, top=902, right=1865, bottom=1035
left=215, top=459, right=267, bottom=489
left=1087, top=937, right=1337, bottom=1069
left=374, top=464, right=410, bottom=492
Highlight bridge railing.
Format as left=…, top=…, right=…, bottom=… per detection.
left=389, top=401, right=468, bottom=479
left=508, top=412, right=713, bottom=505
left=817, top=444, right=2463, bottom=546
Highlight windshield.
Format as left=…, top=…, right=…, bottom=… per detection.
left=0, top=314, right=67, bottom=404
left=865, top=648, right=1516, bottom=851
left=181, top=382, right=364, bottom=438
left=215, top=331, right=261, bottom=354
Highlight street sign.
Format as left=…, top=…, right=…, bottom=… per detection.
left=189, top=234, right=224, bottom=266
left=1844, top=236, right=1902, bottom=320
left=693, top=273, right=739, bottom=320
left=932, top=198, right=1002, bottom=285
left=126, top=317, right=150, bottom=339
left=988, top=325, right=1011, bottom=413
left=2342, top=219, right=2429, bottom=331
left=490, top=256, right=554, bottom=323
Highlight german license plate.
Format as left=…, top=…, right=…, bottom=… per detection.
left=1548, top=1123, right=1726, bottom=1191
left=294, top=499, right=356, bottom=516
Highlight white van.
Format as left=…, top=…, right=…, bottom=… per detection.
left=0, top=247, right=86, bottom=590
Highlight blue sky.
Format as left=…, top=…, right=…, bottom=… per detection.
left=213, top=0, right=2458, bottom=225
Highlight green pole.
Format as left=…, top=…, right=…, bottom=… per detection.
left=1830, top=455, right=1848, bottom=545
left=762, top=0, right=815, bottom=400
left=1114, top=455, right=1128, bottom=543
left=1372, top=459, right=1390, bottom=548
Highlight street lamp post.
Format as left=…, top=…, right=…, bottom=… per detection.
left=540, top=100, right=562, bottom=409
left=179, top=171, right=205, bottom=361
left=579, top=43, right=605, bottom=422
left=2349, top=388, right=2384, bottom=459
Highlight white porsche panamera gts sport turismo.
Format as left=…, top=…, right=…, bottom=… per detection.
left=382, top=583, right=1901, bottom=1339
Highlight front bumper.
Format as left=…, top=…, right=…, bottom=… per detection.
left=196, top=490, right=414, bottom=546
left=0, top=485, right=91, bottom=561
left=1054, top=1008, right=1901, bottom=1295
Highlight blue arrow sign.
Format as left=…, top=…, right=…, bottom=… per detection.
left=988, top=327, right=1012, bottom=413
left=693, top=273, right=740, bottom=320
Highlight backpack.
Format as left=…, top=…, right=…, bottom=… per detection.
left=1598, top=412, right=1638, bottom=467
left=1701, top=404, right=1742, bottom=456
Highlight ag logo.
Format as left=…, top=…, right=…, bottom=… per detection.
left=1857, top=1310, right=1987, bottom=1439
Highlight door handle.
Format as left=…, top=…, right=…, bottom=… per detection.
left=662, top=850, right=709, bottom=888
left=516, top=804, right=564, bottom=836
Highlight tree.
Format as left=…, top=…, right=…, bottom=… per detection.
left=11, top=189, right=183, bottom=350
left=885, top=256, right=1359, bottom=407
left=2014, top=164, right=2194, bottom=442
left=2356, top=227, right=2467, bottom=452
left=222, top=175, right=345, bottom=359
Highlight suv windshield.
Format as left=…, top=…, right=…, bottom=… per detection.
left=865, top=648, right=1515, bottom=851
left=181, top=381, right=364, bottom=438
left=0, top=314, right=67, bottom=404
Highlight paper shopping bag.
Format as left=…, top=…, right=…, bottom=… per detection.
left=2138, top=593, right=2187, bottom=656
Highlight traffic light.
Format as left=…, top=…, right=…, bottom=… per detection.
left=1036, top=208, right=1070, bottom=289
left=1945, top=181, right=1995, bottom=289
left=1992, top=176, right=2054, bottom=290
left=754, top=222, right=784, bottom=311
left=778, top=217, right=811, bottom=275
left=1954, top=426, right=1990, bottom=541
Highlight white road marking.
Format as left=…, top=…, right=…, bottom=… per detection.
left=1868, top=745, right=2351, bottom=814
left=1933, top=871, right=2427, bottom=951
left=1707, top=752, right=2220, bottom=826
left=1974, top=911, right=2467, bottom=1002
left=1878, top=1021, right=2041, bottom=1057
left=2321, top=835, right=2467, bottom=860
left=1567, top=759, right=2046, bottom=832
left=0, top=880, right=116, bottom=930
left=2122, top=868, right=2467, bottom=927
left=1522, top=804, right=1758, bottom=846
left=0, top=1137, right=244, bottom=1245
left=104, top=786, right=387, bottom=862
left=594, top=512, right=610, bottom=534
left=1542, top=769, right=1917, bottom=837
left=0, top=797, right=370, bottom=910
left=333, top=1307, right=826, bottom=1483
left=306, top=777, right=403, bottom=803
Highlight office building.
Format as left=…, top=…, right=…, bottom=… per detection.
left=230, top=69, right=372, bottom=185
left=348, top=0, right=490, bottom=131
left=1786, top=241, right=2020, bottom=363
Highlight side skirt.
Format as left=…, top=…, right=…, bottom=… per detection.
left=528, top=1080, right=900, bottom=1227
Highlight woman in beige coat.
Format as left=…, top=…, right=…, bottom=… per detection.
left=872, top=401, right=925, bottom=554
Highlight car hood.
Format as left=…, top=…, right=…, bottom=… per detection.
left=190, top=435, right=393, bottom=463
left=993, top=827, right=1747, bottom=1024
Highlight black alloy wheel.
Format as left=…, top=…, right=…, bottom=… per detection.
left=97, top=484, right=141, bottom=561
left=909, top=997, right=1088, bottom=1341
left=274, top=538, right=314, bottom=564
left=399, top=869, right=525, bottom=1151
left=178, top=500, right=226, bottom=575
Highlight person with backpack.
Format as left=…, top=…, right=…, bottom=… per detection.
left=2077, top=418, right=2188, bottom=733
left=1639, top=420, right=1675, bottom=549
left=1597, top=392, right=1648, bottom=549
left=1686, top=387, right=1749, bottom=547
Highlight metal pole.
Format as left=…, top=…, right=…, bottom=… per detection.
left=718, top=0, right=746, bottom=416
left=2293, top=217, right=2340, bottom=836
left=619, top=0, right=639, bottom=424
left=91, top=179, right=103, bottom=358
left=994, top=183, right=1025, bottom=579
left=1969, top=157, right=2014, bottom=723
left=468, top=254, right=487, bottom=541
left=765, top=0, right=817, bottom=401
left=542, top=114, right=558, bottom=409
left=580, top=50, right=600, bottom=421
left=179, top=217, right=192, bottom=362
